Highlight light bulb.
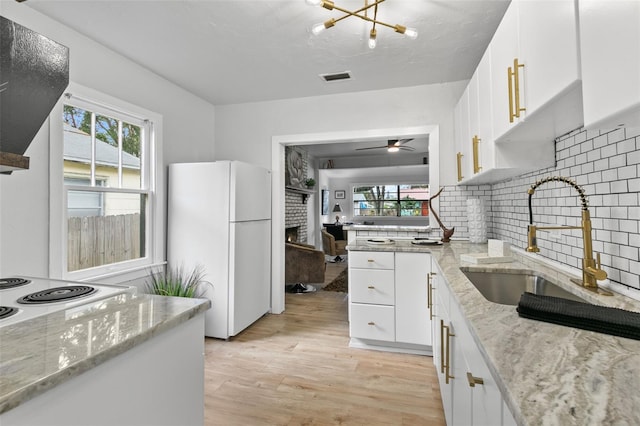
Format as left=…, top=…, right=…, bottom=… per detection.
left=368, top=28, right=377, bottom=49
left=404, top=27, right=418, bottom=39
left=305, top=0, right=322, bottom=6
left=388, top=147, right=399, bottom=153
left=312, top=22, right=326, bottom=35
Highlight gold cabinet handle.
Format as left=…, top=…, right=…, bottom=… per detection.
left=367, top=321, right=375, bottom=326
left=367, top=285, right=375, bottom=289
left=508, top=63, right=514, bottom=122
left=472, top=135, right=482, bottom=174
left=467, top=372, right=484, bottom=387
left=427, top=274, right=434, bottom=320
left=444, top=324, right=455, bottom=384
left=440, top=320, right=445, bottom=374
left=456, top=152, right=464, bottom=182
left=508, top=57, right=526, bottom=123
left=367, top=259, right=375, bottom=263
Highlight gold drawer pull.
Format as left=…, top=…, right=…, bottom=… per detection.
left=367, top=259, right=375, bottom=263
left=367, top=285, right=375, bottom=289
left=467, top=372, right=484, bottom=387
left=367, top=321, right=375, bottom=326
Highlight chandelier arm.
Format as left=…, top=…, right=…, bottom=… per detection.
left=372, top=0, right=378, bottom=30
left=333, top=12, right=397, bottom=31
left=330, top=0, right=386, bottom=24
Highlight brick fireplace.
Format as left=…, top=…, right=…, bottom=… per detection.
left=285, top=146, right=310, bottom=243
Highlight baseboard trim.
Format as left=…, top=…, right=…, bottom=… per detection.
left=349, top=338, right=432, bottom=356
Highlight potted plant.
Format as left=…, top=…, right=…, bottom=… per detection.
left=145, top=264, right=210, bottom=298
left=304, top=177, right=316, bottom=188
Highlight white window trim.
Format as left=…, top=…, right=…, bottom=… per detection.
left=49, top=82, right=165, bottom=283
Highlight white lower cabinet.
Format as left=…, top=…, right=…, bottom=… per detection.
left=395, top=252, right=432, bottom=346
left=349, top=250, right=432, bottom=353
left=350, top=303, right=395, bottom=341
left=431, top=258, right=514, bottom=426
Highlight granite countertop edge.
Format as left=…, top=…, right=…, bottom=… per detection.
left=0, top=294, right=210, bottom=415
left=343, top=224, right=431, bottom=232
left=348, top=239, right=640, bottom=425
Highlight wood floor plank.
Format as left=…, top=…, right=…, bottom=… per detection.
left=204, top=280, right=446, bottom=425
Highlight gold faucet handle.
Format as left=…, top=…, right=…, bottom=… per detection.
left=589, top=252, right=607, bottom=281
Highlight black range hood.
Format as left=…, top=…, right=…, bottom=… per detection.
left=0, top=16, right=69, bottom=174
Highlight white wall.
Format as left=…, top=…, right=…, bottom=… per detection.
left=0, top=3, right=216, bottom=278
left=214, top=82, right=465, bottom=186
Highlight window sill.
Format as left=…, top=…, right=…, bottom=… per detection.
left=69, top=261, right=166, bottom=286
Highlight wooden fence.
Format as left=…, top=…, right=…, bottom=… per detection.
left=67, top=213, right=142, bottom=271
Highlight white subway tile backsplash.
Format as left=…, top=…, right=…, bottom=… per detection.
left=441, top=128, right=640, bottom=298
left=619, top=165, right=637, bottom=179
left=601, top=144, right=618, bottom=158
left=593, top=133, right=608, bottom=148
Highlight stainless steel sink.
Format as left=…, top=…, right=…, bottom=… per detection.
left=460, top=269, right=589, bottom=305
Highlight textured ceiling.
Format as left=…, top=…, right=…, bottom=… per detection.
left=24, top=0, right=510, bottom=106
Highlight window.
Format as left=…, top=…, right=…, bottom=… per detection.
left=52, top=86, right=161, bottom=280
left=353, top=184, right=430, bottom=217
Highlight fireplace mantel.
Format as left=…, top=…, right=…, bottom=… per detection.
left=285, top=185, right=314, bottom=203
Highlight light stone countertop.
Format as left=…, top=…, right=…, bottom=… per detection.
left=0, top=292, right=210, bottom=415
left=348, top=239, right=640, bottom=425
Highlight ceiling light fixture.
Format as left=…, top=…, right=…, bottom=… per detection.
left=387, top=140, right=400, bottom=152
left=306, top=0, right=418, bottom=49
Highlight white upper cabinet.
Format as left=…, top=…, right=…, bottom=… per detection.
left=467, top=49, right=496, bottom=181
left=493, top=0, right=582, bottom=144
left=517, top=0, right=581, bottom=117
left=456, top=0, right=579, bottom=184
left=580, top=1, right=640, bottom=129
left=490, top=3, right=520, bottom=140
left=454, top=86, right=471, bottom=183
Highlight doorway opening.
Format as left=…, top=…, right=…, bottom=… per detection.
left=271, top=125, right=440, bottom=314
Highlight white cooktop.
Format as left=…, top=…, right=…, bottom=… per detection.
left=0, top=276, right=135, bottom=327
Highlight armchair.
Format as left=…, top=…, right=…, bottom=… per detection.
left=321, top=227, right=347, bottom=262
left=285, top=241, right=326, bottom=293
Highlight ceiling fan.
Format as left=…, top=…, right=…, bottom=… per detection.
left=355, top=139, right=415, bottom=153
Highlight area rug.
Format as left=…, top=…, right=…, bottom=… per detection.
left=322, top=268, right=348, bottom=293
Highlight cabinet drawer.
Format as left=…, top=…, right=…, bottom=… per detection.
left=350, top=269, right=395, bottom=305
left=350, top=303, right=395, bottom=341
left=349, top=251, right=394, bottom=269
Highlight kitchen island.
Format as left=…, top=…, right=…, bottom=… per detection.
left=348, top=239, right=640, bottom=425
left=0, top=291, right=210, bottom=425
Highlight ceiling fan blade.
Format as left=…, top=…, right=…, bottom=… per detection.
left=355, top=145, right=387, bottom=151
left=398, top=146, right=416, bottom=151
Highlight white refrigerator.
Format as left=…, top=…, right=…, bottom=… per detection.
left=168, top=160, right=272, bottom=339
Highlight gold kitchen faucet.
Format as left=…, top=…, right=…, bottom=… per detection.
left=526, top=176, right=611, bottom=295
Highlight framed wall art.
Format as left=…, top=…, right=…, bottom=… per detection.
left=335, top=190, right=345, bottom=199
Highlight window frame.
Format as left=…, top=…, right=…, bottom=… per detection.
left=352, top=183, right=430, bottom=218
left=49, top=82, right=164, bottom=282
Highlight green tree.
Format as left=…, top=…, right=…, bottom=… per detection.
left=63, top=105, right=141, bottom=157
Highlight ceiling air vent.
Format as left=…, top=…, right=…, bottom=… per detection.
left=319, top=71, right=352, bottom=83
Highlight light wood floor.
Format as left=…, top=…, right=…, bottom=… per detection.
left=203, top=265, right=446, bottom=425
